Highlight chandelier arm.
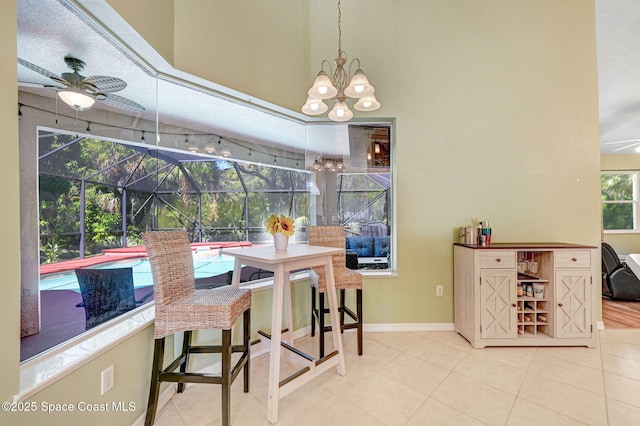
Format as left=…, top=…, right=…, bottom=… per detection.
left=347, top=58, right=361, bottom=78
left=320, top=59, right=334, bottom=75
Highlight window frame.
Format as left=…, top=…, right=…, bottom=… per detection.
left=601, top=170, right=640, bottom=233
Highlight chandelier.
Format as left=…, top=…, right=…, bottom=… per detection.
left=301, top=0, right=381, bottom=122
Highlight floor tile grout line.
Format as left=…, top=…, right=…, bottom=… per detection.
left=599, top=331, right=611, bottom=426
left=412, top=339, right=497, bottom=425
left=155, top=330, right=640, bottom=425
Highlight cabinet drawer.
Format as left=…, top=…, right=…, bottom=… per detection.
left=555, top=250, right=591, bottom=268
left=479, top=251, right=516, bottom=269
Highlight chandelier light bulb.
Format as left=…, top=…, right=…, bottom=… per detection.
left=308, top=71, right=338, bottom=99
left=204, top=143, right=217, bottom=154
left=344, top=69, right=375, bottom=98
left=302, top=96, right=328, bottom=115
left=328, top=100, right=354, bottom=122
left=354, top=94, right=381, bottom=112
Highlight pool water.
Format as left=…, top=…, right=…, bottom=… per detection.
left=40, top=252, right=237, bottom=292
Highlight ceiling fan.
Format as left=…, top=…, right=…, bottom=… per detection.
left=603, top=138, right=640, bottom=152
left=18, top=56, right=145, bottom=112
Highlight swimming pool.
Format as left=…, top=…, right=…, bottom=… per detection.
left=40, top=251, right=237, bottom=292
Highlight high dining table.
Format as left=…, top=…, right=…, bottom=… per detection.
left=220, top=244, right=347, bottom=424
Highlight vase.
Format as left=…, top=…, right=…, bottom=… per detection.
left=273, top=233, right=289, bottom=251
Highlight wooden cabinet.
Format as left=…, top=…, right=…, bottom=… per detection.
left=454, top=243, right=597, bottom=348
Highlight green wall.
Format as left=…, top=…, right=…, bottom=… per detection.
left=2, top=1, right=602, bottom=424
left=0, top=0, right=20, bottom=404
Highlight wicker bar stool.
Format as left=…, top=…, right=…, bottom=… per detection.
left=142, top=230, right=251, bottom=426
left=308, top=226, right=363, bottom=357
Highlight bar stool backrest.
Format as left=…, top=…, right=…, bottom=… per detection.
left=308, top=226, right=346, bottom=271
left=142, top=230, right=195, bottom=306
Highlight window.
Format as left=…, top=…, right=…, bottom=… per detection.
left=307, top=125, right=393, bottom=271
left=601, top=171, right=638, bottom=231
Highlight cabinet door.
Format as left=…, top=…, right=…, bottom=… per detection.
left=555, top=270, right=591, bottom=339
left=480, top=270, right=517, bottom=339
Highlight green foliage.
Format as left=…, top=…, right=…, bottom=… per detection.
left=41, top=242, right=60, bottom=264
left=38, top=131, right=314, bottom=260
left=601, top=173, right=635, bottom=230
left=601, top=173, right=633, bottom=201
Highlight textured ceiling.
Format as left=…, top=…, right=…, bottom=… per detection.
left=597, top=0, right=640, bottom=154
left=19, top=1, right=630, bottom=155
left=16, top=0, right=339, bottom=156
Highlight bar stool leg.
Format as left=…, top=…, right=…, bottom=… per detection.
left=243, top=308, right=251, bottom=392
left=356, top=289, right=363, bottom=356
left=310, top=286, right=317, bottom=337
left=339, top=289, right=346, bottom=333
left=221, top=328, right=232, bottom=426
left=177, top=330, right=192, bottom=393
left=145, top=338, right=165, bottom=426
left=318, top=292, right=325, bottom=358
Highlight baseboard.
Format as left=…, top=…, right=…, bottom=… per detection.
left=365, top=323, right=455, bottom=332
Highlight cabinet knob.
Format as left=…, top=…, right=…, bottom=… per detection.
left=512, top=303, right=517, bottom=307
left=558, top=303, right=563, bottom=307
left=496, top=258, right=502, bottom=262
left=571, top=257, right=577, bottom=262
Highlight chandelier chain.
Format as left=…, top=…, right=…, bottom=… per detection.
left=337, top=0, right=342, bottom=57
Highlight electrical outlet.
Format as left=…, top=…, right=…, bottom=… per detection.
left=101, top=365, right=114, bottom=395
left=436, top=285, right=444, bottom=297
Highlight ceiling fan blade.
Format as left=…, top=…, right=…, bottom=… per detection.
left=612, top=142, right=640, bottom=152
left=17, top=58, right=67, bottom=83
left=99, top=93, right=145, bottom=112
left=18, top=81, right=64, bottom=89
left=83, top=76, right=127, bottom=93
left=603, top=138, right=640, bottom=145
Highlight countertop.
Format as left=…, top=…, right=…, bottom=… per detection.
left=454, top=242, right=597, bottom=249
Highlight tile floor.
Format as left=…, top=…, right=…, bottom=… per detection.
left=152, top=329, right=640, bottom=425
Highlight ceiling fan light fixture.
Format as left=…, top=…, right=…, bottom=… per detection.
left=58, top=89, right=95, bottom=111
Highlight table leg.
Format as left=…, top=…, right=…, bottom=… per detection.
left=323, top=256, right=346, bottom=375
left=267, top=263, right=285, bottom=424
left=282, top=269, right=294, bottom=345
left=231, top=259, right=243, bottom=289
